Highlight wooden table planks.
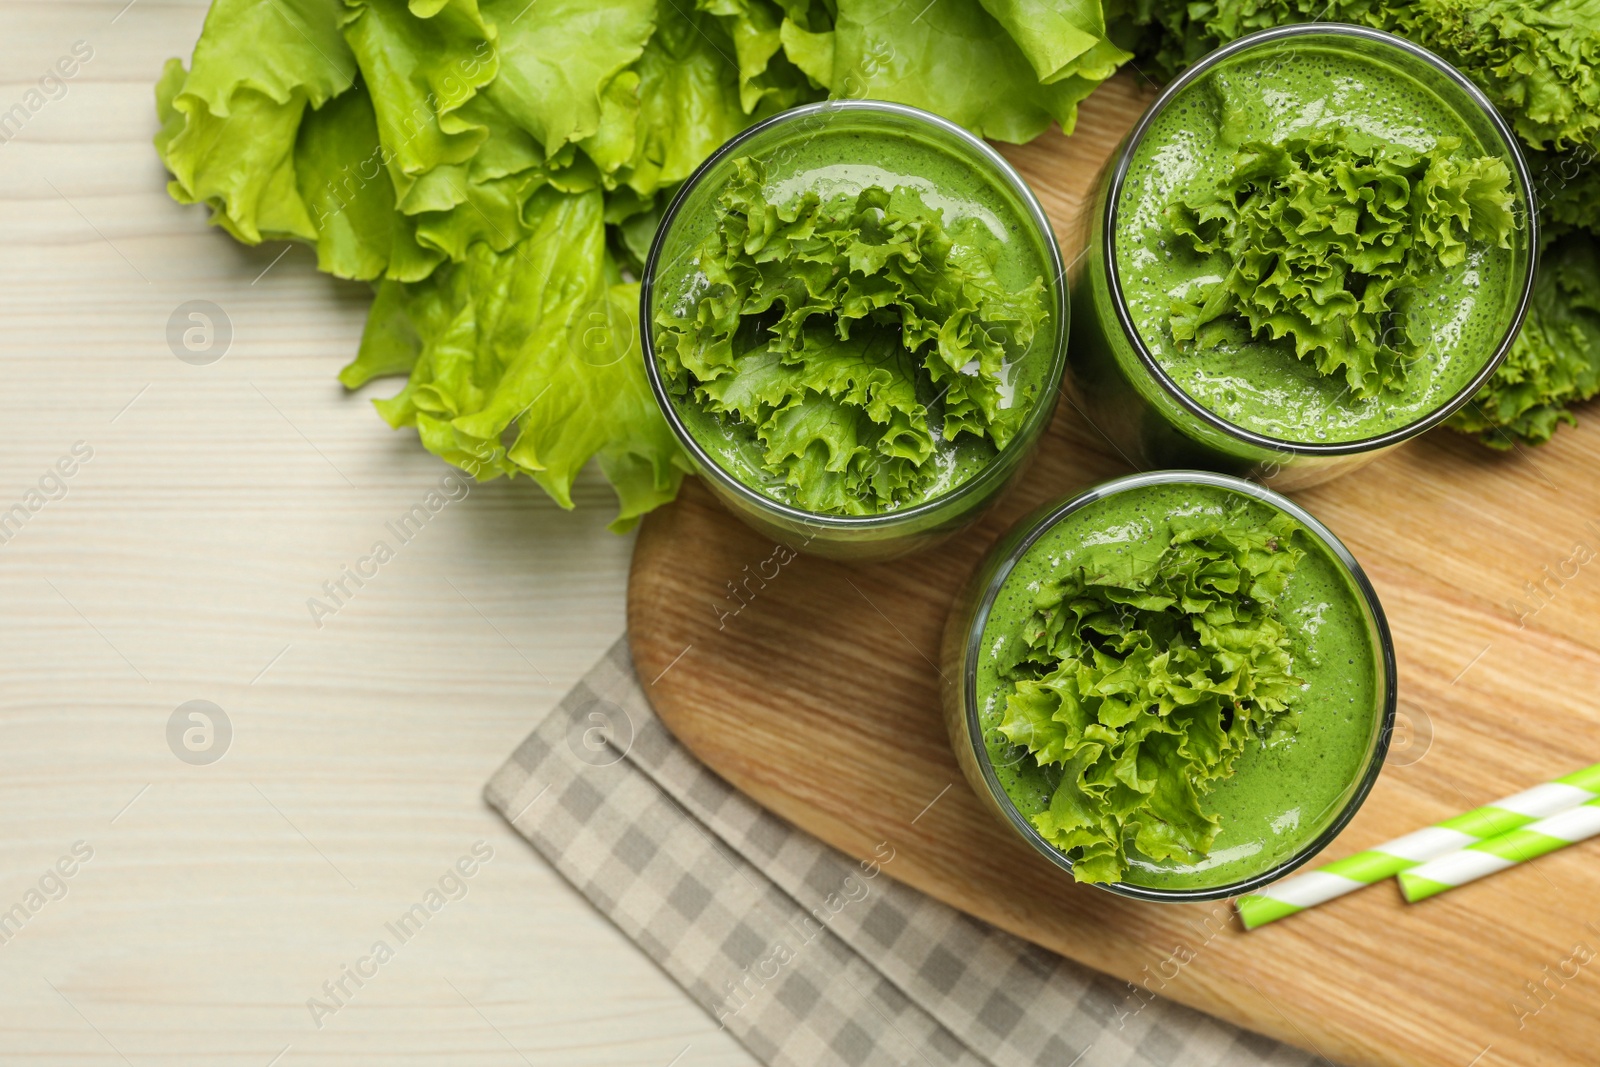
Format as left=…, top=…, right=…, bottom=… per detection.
left=629, top=72, right=1600, bottom=1067
left=0, top=2, right=759, bottom=1062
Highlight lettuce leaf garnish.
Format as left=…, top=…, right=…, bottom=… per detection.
left=157, top=0, right=1127, bottom=525
left=1118, top=0, right=1600, bottom=445
left=1166, top=126, right=1515, bottom=400
left=997, top=505, right=1306, bottom=884
left=653, top=157, right=1047, bottom=514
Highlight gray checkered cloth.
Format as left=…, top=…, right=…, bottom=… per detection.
left=485, top=638, right=1322, bottom=1067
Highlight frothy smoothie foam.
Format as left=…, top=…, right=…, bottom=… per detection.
left=950, top=475, right=1393, bottom=896
left=1114, top=40, right=1521, bottom=443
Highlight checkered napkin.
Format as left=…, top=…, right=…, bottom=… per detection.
left=484, top=639, right=1323, bottom=1067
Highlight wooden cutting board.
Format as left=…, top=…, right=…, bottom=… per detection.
left=627, top=72, right=1600, bottom=1067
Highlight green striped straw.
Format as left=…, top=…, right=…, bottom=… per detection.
left=1398, top=796, right=1600, bottom=902
left=1236, top=762, right=1600, bottom=930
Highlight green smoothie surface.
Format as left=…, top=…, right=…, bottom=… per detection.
left=652, top=122, right=1058, bottom=515
left=974, top=481, right=1381, bottom=891
left=1114, top=40, right=1524, bottom=443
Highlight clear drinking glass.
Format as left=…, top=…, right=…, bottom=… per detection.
left=1068, top=25, right=1538, bottom=491
left=941, top=470, right=1398, bottom=902
left=641, top=100, right=1069, bottom=561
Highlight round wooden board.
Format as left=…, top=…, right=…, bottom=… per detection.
left=628, top=74, right=1600, bottom=1067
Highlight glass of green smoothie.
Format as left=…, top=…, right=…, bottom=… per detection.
left=642, top=101, right=1069, bottom=560
left=941, top=470, right=1396, bottom=901
left=1070, top=25, right=1538, bottom=490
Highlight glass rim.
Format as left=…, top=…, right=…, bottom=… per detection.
left=639, top=98, right=1070, bottom=531
left=956, top=469, right=1399, bottom=902
left=1102, top=22, right=1541, bottom=458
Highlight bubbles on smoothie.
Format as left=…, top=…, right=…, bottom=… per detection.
left=1115, top=39, right=1518, bottom=444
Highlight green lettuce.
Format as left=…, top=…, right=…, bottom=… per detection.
left=480, top=0, right=656, bottom=160
left=293, top=84, right=449, bottom=281
left=816, top=0, right=1131, bottom=141
left=1118, top=0, right=1600, bottom=151
left=340, top=0, right=499, bottom=216
left=1166, top=126, right=1515, bottom=399
left=654, top=157, right=1048, bottom=514
left=997, top=505, right=1306, bottom=884
left=1445, top=232, right=1600, bottom=446
left=1446, top=151, right=1600, bottom=447
left=154, top=0, right=355, bottom=245
left=157, top=0, right=1129, bottom=525
left=1534, top=146, right=1600, bottom=239
left=1398, top=0, right=1600, bottom=152
left=603, top=0, right=788, bottom=199
left=338, top=187, right=691, bottom=529
left=1120, top=0, right=1600, bottom=447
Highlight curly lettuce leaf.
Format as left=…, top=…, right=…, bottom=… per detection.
left=339, top=186, right=689, bottom=529
left=404, top=95, right=561, bottom=260
left=157, top=60, right=317, bottom=245
left=340, top=0, right=499, bottom=215
left=997, top=506, right=1306, bottom=884
left=818, top=0, right=1129, bottom=142
left=654, top=157, right=1047, bottom=513
left=182, top=0, right=356, bottom=113
left=481, top=0, right=656, bottom=159
left=1446, top=232, right=1600, bottom=446
left=701, top=0, right=808, bottom=113
left=1120, top=0, right=1600, bottom=151
left=154, top=0, right=357, bottom=245
left=1533, top=146, right=1600, bottom=239
left=294, top=85, right=427, bottom=280
left=604, top=187, right=667, bottom=276
left=1395, top=0, right=1600, bottom=151
left=1454, top=142, right=1600, bottom=451
left=978, top=0, right=1134, bottom=85
left=160, top=0, right=1136, bottom=526
left=778, top=16, right=835, bottom=85
left=1167, top=126, right=1515, bottom=399
left=596, top=0, right=818, bottom=198
left=295, top=82, right=561, bottom=280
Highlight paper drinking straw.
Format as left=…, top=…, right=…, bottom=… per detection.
left=1235, top=762, right=1600, bottom=930
left=1397, top=797, right=1600, bottom=902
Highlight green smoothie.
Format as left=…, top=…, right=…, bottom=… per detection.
left=973, top=481, right=1381, bottom=891
left=651, top=124, right=1060, bottom=516
left=1114, top=41, right=1523, bottom=443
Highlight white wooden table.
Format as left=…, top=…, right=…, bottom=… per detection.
left=0, top=2, right=754, bottom=1062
